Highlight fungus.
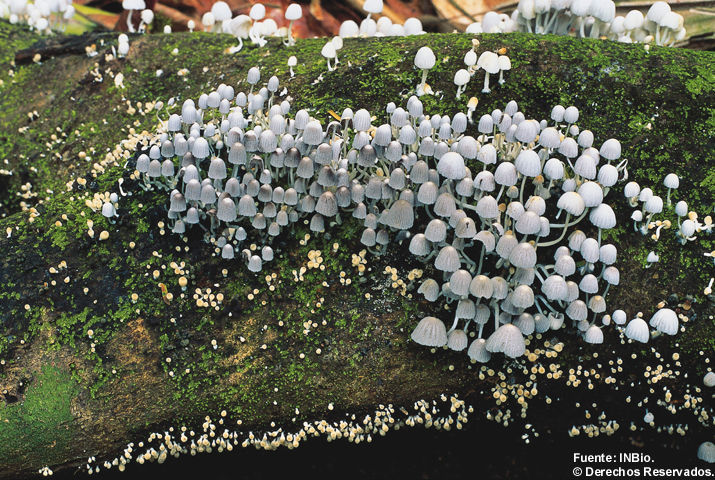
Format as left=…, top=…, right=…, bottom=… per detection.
left=321, top=41, right=337, bottom=71
left=698, top=442, right=715, bottom=463
left=467, top=338, right=491, bottom=362
left=284, top=3, right=302, bottom=46
left=410, top=316, right=448, bottom=347
left=485, top=324, right=525, bottom=358
left=447, top=330, right=468, bottom=352
left=497, top=55, right=511, bottom=85
left=477, top=51, right=499, bottom=93
left=414, top=47, right=436, bottom=96
left=625, top=317, right=649, bottom=343
left=122, top=0, right=145, bottom=33
left=362, top=0, right=383, bottom=21
left=453, top=69, right=470, bottom=99
left=663, top=173, right=679, bottom=205
left=584, top=325, right=603, bottom=344
left=648, top=308, right=678, bottom=335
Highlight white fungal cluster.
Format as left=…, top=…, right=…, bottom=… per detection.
left=0, top=0, right=74, bottom=32
left=81, top=395, right=472, bottom=474
left=467, top=0, right=686, bottom=47
left=625, top=174, right=713, bottom=246
left=404, top=101, right=626, bottom=361
left=132, top=66, right=631, bottom=362
left=415, top=41, right=511, bottom=98
left=207, top=2, right=306, bottom=53
left=338, top=0, right=425, bottom=38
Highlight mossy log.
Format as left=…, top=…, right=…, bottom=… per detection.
left=0, top=20, right=713, bottom=478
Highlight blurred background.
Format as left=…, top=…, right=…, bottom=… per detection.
left=66, top=0, right=713, bottom=48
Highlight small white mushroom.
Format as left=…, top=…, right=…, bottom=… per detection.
left=414, top=46, right=436, bottom=96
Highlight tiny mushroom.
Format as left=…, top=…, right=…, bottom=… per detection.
left=414, top=46, right=436, bottom=96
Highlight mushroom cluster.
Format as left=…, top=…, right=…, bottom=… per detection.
left=467, top=1, right=686, bottom=47
left=0, top=0, right=75, bottom=32
left=338, top=0, right=425, bottom=38
left=625, top=174, right=713, bottom=247
left=399, top=101, right=626, bottom=360
left=133, top=74, right=630, bottom=361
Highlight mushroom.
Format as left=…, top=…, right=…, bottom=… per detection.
left=287, top=56, right=298, bottom=77
left=228, top=15, right=252, bottom=53
left=413, top=46, right=436, bottom=96
left=122, top=0, right=145, bottom=33
left=210, top=1, right=232, bottom=32
left=138, top=9, right=154, bottom=33
left=321, top=41, right=336, bottom=71
left=453, top=69, right=470, bottom=99
left=410, top=316, right=447, bottom=347
left=362, top=0, right=383, bottom=21
left=477, top=51, right=499, bottom=93
left=497, top=55, right=511, bottom=85
left=284, top=3, right=302, bottom=46
left=663, top=173, right=679, bottom=205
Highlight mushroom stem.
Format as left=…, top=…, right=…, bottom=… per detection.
left=286, top=20, right=295, bottom=46
left=418, top=69, right=428, bottom=94
left=449, top=312, right=459, bottom=333
left=126, top=9, right=135, bottom=33
left=498, top=70, right=506, bottom=85
left=538, top=213, right=572, bottom=248
left=482, top=72, right=491, bottom=93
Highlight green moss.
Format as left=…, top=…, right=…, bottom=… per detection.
left=0, top=365, right=78, bottom=467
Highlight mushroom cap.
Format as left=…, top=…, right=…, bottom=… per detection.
left=464, top=50, right=477, bottom=66
left=414, top=46, right=436, bottom=69
left=589, top=203, right=617, bottom=229
left=624, top=9, right=645, bottom=30
left=363, top=0, right=384, bottom=14
left=477, top=51, right=500, bottom=74
left=612, top=309, right=627, bottom=325
left=509, top=242, right=537, bottom=269
left=542, top=275, right=568, bottom=301
left=321, top=41, right=336, bottom=58
left=497, top=55, right=511, bottom=70
left=454, top=69, right=470, bottom=86
left=467, top=338, right=491, bottom=362
left=339, top=20, right=359, bottom=38
left=584, top=325, right=604, bottom=344
left=599, top=138, right=621, bottom=160
left=418, top=278, right=440, bottom=302
left=211, top=1, right=232, bottom=21
left=649, top=308, right=678, bottom=335
left=515, top=149, right=541, bottom=177
left=625, top=317, right=650, bottom=343
left=663, top=173, right=679, bottom=189
left=410, top=316, right=447, bottom=347
left=122, top=0, right=145, bottom=10
left=437, top=152, right=466, bottom=180
left=557, top=191, right=585, bottom=216
left=447, top=329, right=469, bottom=351
left=249, top=3, right=266, bottom=20
left=285, top=3, right=303, bottom=21
left=435, top=245, right=461, bottom=272
left=485, top=324, right=525, bottom=358
left=646, top=1, right=671, bottom=23
left=697, top=442, right=715, bottom=463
